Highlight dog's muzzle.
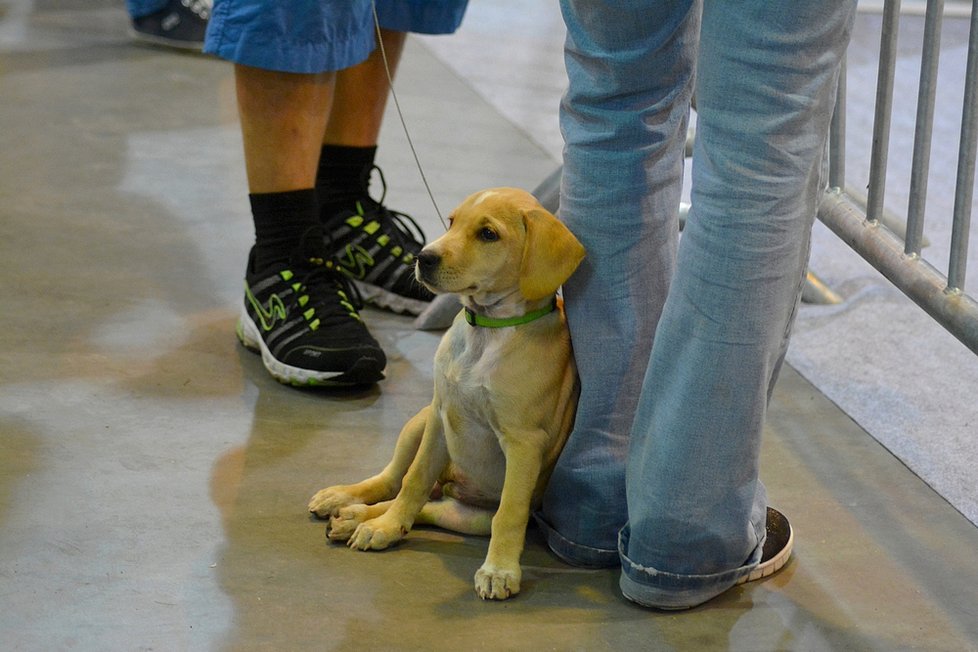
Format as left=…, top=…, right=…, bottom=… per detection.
left=415, top=250, right=440, bottom=285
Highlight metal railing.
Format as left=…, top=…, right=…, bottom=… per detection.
left=818, top=0, right=978, bottom=354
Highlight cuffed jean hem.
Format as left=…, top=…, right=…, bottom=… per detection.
left=617, top=526, right=762, bottom=610
left=533, top=512, right=620, bottom=569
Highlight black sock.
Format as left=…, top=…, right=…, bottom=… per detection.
left=250, top=189, right=322, bottom=271
left=316, top=144, right=377, bottom=222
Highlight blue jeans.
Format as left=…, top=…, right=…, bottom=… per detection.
left=203, top=0, right=468, bottom=73
left=535, top=0, right=857, bottom=609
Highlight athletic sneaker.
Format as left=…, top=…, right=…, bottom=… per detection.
left=322, top=166, right=435, bottom=316
left=130, top=0, right=210, bottom=51
left=736, top=506, right=794, bottom=584
left=236, top=247, right=386, bottom=388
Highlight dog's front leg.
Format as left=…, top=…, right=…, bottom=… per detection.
left=474, top=435, right=545, bottom=600
left=308, top=406, right=430, bottom=519
left=348, top=409, right=448, bottom=551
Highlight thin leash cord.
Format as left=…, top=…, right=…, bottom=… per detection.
left=371, top=2, right=447, bottom=231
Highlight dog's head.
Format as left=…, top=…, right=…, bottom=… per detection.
left=415, top=188, right=585, bottom=304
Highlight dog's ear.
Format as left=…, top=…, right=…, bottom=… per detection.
left=519, top=208, right=586, bottom=301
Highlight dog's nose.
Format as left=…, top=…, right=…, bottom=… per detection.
left=416, top=250, right=440, bottom=274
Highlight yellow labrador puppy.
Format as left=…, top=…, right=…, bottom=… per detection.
left=308, top=187, right=585, bottom=600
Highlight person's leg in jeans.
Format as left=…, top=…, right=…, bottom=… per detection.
left=536, top=0, right=700, bottom=567
left=545, top=0, right=857, bottom=607
left=619, top=0, right=857, bottom=609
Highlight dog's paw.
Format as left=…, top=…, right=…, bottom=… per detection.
left=326, top=504, right=370, bottom=541
left=474, top=564, right=521, bottom=600
left=347, top=516, right=407, bottom=551
left=308, top=487, right=357, bottom=519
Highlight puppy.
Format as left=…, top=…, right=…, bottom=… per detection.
left=308, top=187, right=585, bottom=600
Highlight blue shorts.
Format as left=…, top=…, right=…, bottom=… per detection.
left=204, top=0, right=468, bottom=73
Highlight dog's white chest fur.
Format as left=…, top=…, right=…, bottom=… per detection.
left=431, top=322, right=515, bottom=502
left=439, top=323, right=510, bottom=387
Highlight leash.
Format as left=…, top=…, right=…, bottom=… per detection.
left=371, top=1, right=448, bottom=231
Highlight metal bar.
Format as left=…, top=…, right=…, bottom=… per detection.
left=947, top=0, right=978, bottom=291
left=905, top=0, right=945, bottom=255
left=846, top=185, right=925, bottom=243
left=819, top=189, right=978, bottom=355
left=829, top=55, right=848, bottom=190
left=858, top=0, right=972, bottom=17
left=866, top=0, right=903, bottom=224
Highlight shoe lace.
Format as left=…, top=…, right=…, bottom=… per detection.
left=360, top=165, right=428, bottom=254
left=304, top=260, right=365, bottom=308
left=292, top=228, right=366, bottom=329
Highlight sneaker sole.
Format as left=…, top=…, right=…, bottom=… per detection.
left=353, top=280, right=431, bottom=316
left=736, top=516, right=794, bottom=585
left=128, top=27, right=205, bottom=51
left=622, top=511, right=794, bottom=611
left=236, top=307, right=384, bottom=388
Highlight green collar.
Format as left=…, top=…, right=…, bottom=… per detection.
left=464, top=298, right=557, bottom=328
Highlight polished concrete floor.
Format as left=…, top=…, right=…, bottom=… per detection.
left=3, top=2, right=978, bottom=651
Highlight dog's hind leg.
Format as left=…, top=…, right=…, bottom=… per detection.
left=416, top=497, right=494, bottom=536
left=308, top=406, right=429, bottom=518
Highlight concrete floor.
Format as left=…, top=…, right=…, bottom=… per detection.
left=2, top=2, right=978, bottom=651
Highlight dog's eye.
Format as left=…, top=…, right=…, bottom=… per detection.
left=477, top=227, right=499, bottom=242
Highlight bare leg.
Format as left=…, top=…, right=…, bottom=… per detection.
left=323, top=29, right=406, bottom=147
left=235, top=64, right=335, bottom=193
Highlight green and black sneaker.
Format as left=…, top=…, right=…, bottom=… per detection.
left=322, top=166, right=435, bottom=316
left=236, top=245, right=386, bottom=388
